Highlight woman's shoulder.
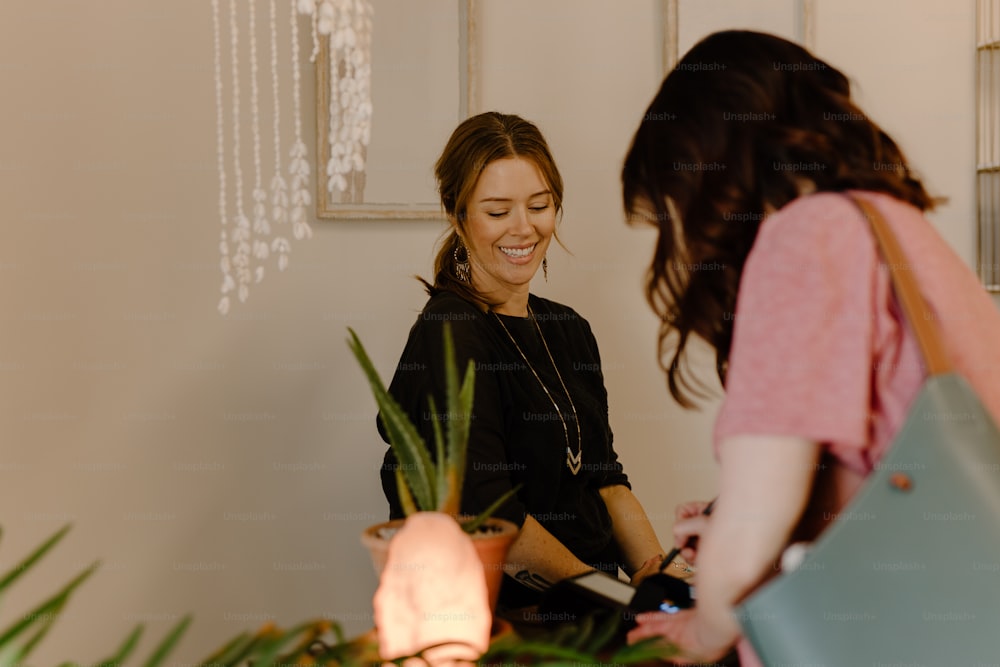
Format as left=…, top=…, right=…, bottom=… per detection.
left=529, top=294, right=595, bottom=338
left=407, top=291, right=494, bottom=354
left=530, top=294, right=586, bottom=321
left=767, top=190, right=865, bottom=232
left=417, top=290, right=488, bottom=325
left=751, top=190, right=895, bottom=265
left=765, top=190, right=921, bottom=239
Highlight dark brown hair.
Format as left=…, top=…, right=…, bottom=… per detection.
left=422, top=112, right=564, bottom=307
left=621, top=30, right=934, bottom=408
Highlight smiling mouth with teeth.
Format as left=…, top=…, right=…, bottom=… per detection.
left=499, top=244, right=536, bottom=258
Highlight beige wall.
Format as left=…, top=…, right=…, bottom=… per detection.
left=0, top=0, right=981, bottom=663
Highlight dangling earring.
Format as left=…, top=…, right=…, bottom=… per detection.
left=454, top=242, right=471, bottom=283
left=542, top=257, right=548, bottom=282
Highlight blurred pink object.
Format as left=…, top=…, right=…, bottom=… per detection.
left=362, top=514, right=518, bottom=613
left=372, top=512, right=492, bottom=666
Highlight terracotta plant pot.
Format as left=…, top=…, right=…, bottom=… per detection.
left=361, top=515, right=519, bottom=612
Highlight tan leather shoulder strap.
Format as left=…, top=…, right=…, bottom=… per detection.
left=848, top=195, right=951, bottom=376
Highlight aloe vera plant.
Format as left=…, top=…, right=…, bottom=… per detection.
left=347, top=322, right=518, bottom=532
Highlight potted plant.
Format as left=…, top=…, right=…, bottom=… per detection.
left=346, top=323, right=520, bottom=612
left=0, top=524, right=676, bottom=667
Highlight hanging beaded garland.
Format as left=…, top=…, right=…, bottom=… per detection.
left=211, top=0, right=372, bottom=314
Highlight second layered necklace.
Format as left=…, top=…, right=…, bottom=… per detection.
left=494, top=305, right=583, bottom=475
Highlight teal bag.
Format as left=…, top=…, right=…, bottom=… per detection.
left=736, top=196, right=1000, bottom=665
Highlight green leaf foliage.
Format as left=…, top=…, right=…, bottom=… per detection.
left=347, top=327, right=435, bottom=511
left=347, top=324, right=513, bottom=532
left=91, top=626, right=144, bottom=667
left=477, top=611, right=677, bottom=666
left=141, top=616, right=191, bottom=667
left=0, top=525, right=354, bottom=667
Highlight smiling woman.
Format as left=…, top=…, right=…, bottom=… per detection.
left=374, top=112, right=670, bottom=611
left=462, top=157, right=556, bottom=316
left=423, top=113, right=565, bottom=313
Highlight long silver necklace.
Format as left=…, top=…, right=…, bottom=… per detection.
left=493, top=304, right=583, bottom=475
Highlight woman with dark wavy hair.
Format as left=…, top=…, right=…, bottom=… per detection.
left=622, top=31, right=1000, bottom=663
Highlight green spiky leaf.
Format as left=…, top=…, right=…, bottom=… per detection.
left=0, top=524, right=71, bottom=593
left=459, top=484, right=522, bottom=534
left=193, top=631, right=255, bottom=667
left=91, top=624, right=143, bottom=667
left=395, top=467, right=418, bottom=517
left=140, top=615, right=190, bottom=667
left=347, top=327, right=435, bottom=511
left=233, top=622, right=316, bottom=667
left=478, top=636, right=595, bottom=663
left=441, top=323, right=474, bottom=515
left=0, top=563, right=96, bottom=666
left=427, top=393, right=446, bottom=512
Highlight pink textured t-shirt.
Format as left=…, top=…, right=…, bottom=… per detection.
left=713, top=190, right=1000, bottom=666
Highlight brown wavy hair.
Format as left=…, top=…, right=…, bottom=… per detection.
left=621, top=30, right=935, bottom=408
left=421, top=112, right=564, bottom=308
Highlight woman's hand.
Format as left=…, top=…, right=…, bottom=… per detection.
left=673, top=500, right=712, bottom=565
left=626, top=609, right=734, bottom=665
left=628, top=554, right=664, bottom=586
left=598, top=485, right=667, bottom=576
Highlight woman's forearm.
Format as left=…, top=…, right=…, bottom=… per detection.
left=502, top=515, right=595, bottom=590
left=692, top=434, right=821, bottom=647
left=599, top=484, right=667, bottom=574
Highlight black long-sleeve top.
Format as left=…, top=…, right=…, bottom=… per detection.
left=378, top=290, right=630, bottom=571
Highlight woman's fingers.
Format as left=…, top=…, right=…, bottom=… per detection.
left=675, top=500, right=711, bottom=521
left=672, top=515, right=708, bottom=564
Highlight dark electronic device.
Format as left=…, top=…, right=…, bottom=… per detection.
left=538, top=499, right=715, bottom=627
left=537, top=569, right=695, bottom=629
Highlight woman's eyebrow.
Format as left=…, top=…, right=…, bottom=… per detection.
left=478, top=190, right=551, bottom=203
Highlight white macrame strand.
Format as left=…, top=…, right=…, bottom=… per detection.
left=249, top=0, right=270, bottom=287
left=228, top=0, right=252, bottom=307
left=269, top=0, right=291, bottom=272
left=289, top=0, right=313, bottom=243
left=320, top=0, right=372, bottom=197
left=211, top=0, right=234, bottom=316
